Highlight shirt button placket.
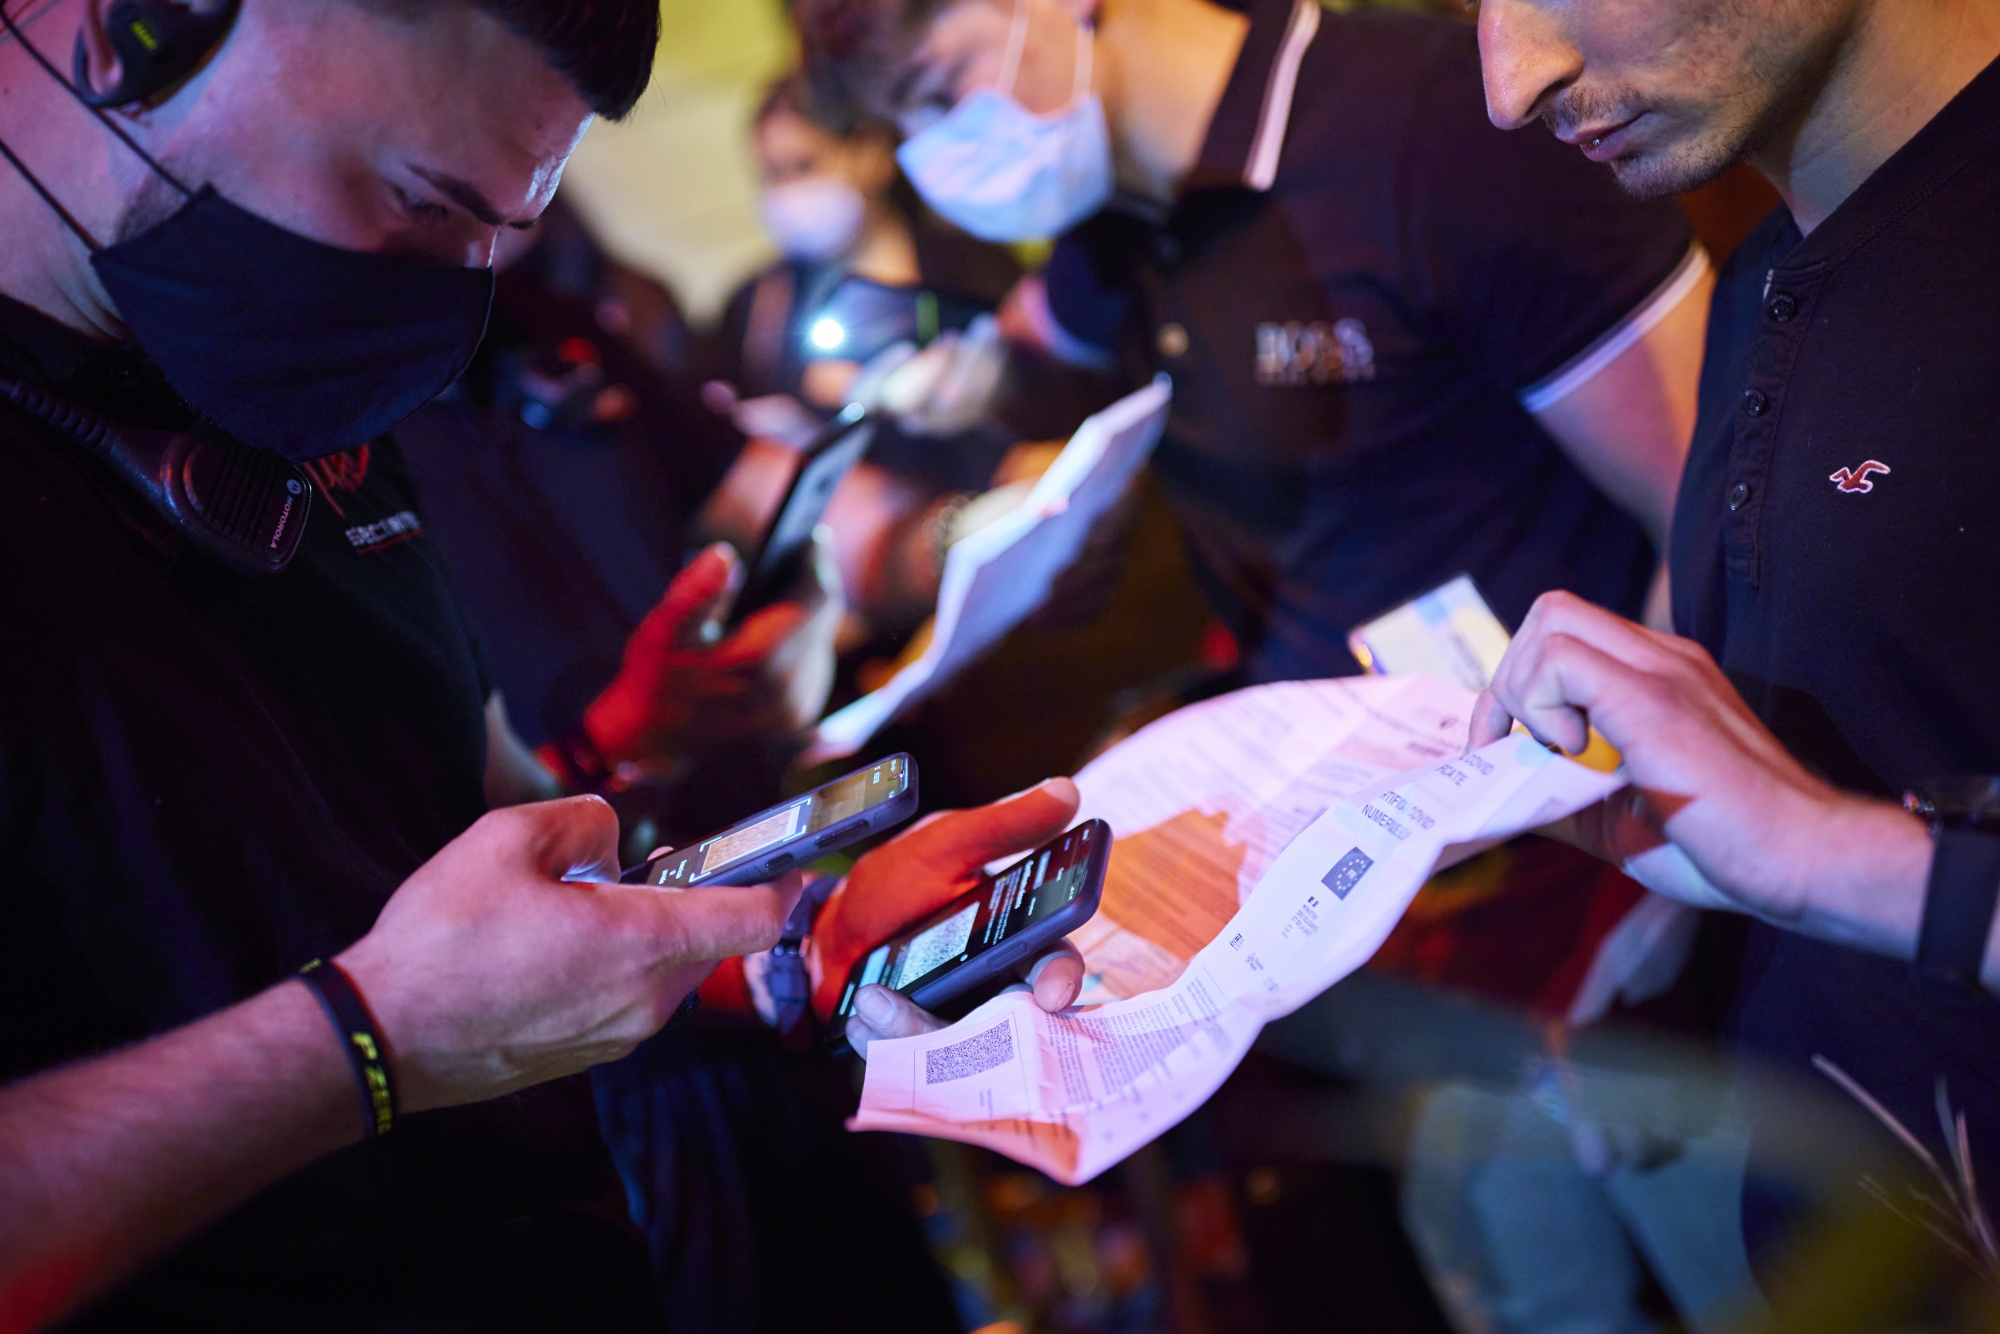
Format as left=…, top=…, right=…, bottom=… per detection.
left=1723, top=278, right=1815, bottom=589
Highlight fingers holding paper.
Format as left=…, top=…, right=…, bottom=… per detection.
left=1471, top=591, right=1926, bottom=925
left=842, top=941, right=1086, bottom=1052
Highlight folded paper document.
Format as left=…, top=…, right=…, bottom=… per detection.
left=847, top=676, right=1625, bottom=1183
left=805, top=377, right=1172, bottom=766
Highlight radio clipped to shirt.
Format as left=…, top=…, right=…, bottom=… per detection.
left=0, top=377, right=312, bottom=576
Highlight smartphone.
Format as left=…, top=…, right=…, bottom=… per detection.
left=801, top=276, right=991, bottom=365
left=728, top=403, right=873, bottom=630
left=622, top=754, right=917, bottom=888
left=832, top=819, right=1111, bottom=1036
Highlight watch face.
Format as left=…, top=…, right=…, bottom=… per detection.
left=1907, top=776, right=2000, bottom=830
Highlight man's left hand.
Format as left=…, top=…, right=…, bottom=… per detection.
left=809, top=778, right=1087, bottom=1040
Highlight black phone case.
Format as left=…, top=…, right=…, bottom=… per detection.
left=840, top=819, right=1111, bottom=1028
left=728, top=404, right=872, bottom=630
left=620, top=755, right=919, bottom=888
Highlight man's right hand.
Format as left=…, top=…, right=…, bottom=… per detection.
left=336, top=796, right=794, bottom=1113
left=1469, top=591, right=1928, bottom=927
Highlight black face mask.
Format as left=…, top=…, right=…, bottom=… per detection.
left=92, top=187, right=493, bottom=460
left=0, top=4, right=494, bottom=462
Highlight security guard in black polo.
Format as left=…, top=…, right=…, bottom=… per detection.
left=799, top=0, right=1713, bottom=684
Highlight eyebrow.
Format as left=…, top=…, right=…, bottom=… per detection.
left=411, top=166, right=540, bottom=231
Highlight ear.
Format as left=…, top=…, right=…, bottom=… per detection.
left=73, top=0, right=238, bottom=113
left=76, top=0, right=127, bottom=100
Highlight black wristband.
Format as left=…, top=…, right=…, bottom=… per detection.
left=1909, top=778, right=2000, bottom=1005
left=299, top=960, right=397, bottom=1137
left=1915, top=827, right=2000, bottom=1005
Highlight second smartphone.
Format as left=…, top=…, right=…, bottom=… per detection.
left=832, top=818, right=1111, bottom=1034
left=623, top=754, right=917, bottom=888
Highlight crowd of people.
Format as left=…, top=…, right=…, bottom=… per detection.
left=0, top=0, right=1995, bottom=1330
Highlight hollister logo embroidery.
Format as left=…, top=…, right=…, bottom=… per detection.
left=1829, top=460, right=1891, bottom=494
left=1255, top=319, right=1376, bottom=386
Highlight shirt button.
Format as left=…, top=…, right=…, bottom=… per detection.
left=1742, top=389, right=1770, bottom=418
left=1157, top=323, right=1190, bottom=358
left=1767, top=293, right=1799, bottom=323
left=1728, top=482, right=1752, bottom=511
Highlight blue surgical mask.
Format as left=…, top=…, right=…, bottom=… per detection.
left=896, top=0, right=1113, bottom=243
left=760, top=175, right=869, bottom=262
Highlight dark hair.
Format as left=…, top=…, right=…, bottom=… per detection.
left=754, top=66, right=900, bottom=142
left=754, top=70, right=817, bottom=129
left=793, top=0, right=946, bottom=128
left=430, top=0, right=660, bottom=120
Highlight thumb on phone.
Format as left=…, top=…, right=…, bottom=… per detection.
left=844, top=983, right=950, bottom=1051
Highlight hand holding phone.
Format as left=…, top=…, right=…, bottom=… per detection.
left=831, top=819, right=1109, bottom=1047
left=726, top=404, right=873, bottom=632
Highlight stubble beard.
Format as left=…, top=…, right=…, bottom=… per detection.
left=1551, top=0, right=1848, bottom=201
left=114, top=170, right=192, bottom=246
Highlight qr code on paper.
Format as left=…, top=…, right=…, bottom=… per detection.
left=925, top=1021, right=1015, bottom=1085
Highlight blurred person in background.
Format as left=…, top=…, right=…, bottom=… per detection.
left=798, top=0, right=1711, bottom=675
left=790, top=0, right=1762, bottom=1328
left=399, top=197, right=841, bottom=847
left=701, top=71, right=1029, bottom=643
left=396, top=196, right=967, bottom=1334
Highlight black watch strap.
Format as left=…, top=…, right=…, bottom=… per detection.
left=1915, top=826, right=2000, bottom=1005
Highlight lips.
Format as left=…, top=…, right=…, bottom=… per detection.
left=1561, top=116, right=1643, bottom=163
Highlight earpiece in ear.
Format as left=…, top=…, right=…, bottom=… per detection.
left=71, top=0, right=241, bottom=109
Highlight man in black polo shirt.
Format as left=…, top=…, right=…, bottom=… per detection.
left=797, top=0, right=1712, bottom=688
left=0, top=0, right=1083, bottom=1327
left=1474, top=0, right=2000, bottom=1270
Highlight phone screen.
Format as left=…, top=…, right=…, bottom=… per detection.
left=839, top=822, right=1100, bottom=1011
left=645, top=756, right=909, bottom=887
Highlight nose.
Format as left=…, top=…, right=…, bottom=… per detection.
left=1477, top=0, right=1582, bottom=131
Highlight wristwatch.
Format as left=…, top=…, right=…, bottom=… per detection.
left=1905, top=776, right=2000, bottom=1004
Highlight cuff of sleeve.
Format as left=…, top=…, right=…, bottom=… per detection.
left=1518, top=244, right=1711, bottom=415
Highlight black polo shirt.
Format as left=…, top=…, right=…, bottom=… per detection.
left=1044, top=0, right=1698, bottom=683
left=1672, top=56, right=2000, bottom=1230
left=0, top=295, right=660, bottom=1331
